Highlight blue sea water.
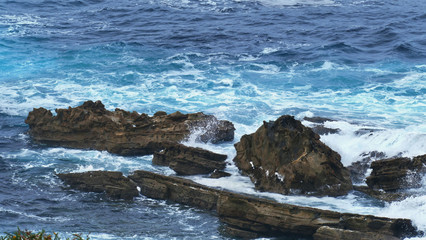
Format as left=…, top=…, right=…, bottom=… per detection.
left=0, top=0, right=425, bottom=239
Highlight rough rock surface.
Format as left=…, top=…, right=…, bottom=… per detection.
left=313, top=226, right=399, bottom=240
left=348, top=151, right=386, bottom=183
left=366, top=154, right=426, bottom=191
left=58, top=170, right=420, bottom=239
left=25, top=100, right=234, bottom=155
left=152, top=143, right=227, bottom=175
left=233, top=115, right=352, bottom=196
left=129, top=170, right=418, bottom=239
left=57, top=171, right=138, bottom=200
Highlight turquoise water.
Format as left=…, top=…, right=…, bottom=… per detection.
left=0, top=0, right=425, bottom=239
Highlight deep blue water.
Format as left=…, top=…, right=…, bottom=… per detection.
left=0, top=0, right=425, bottom=239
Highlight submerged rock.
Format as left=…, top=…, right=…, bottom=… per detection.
left=57, top=171, right=138, bottom=200
left=366, top=154, right=426, bottom=192
left=233, top=115, right=352, bottom=196
left=25, top=100, right=235, bottom=155
left=152, top=143, right=227, bottom=175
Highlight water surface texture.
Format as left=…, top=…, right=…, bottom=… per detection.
left=1, top=0, right=425, bottom=239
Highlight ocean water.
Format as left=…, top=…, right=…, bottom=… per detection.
left=0, top=0, right=425, bottom=239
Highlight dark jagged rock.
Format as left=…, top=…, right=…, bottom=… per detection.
left=233, top=115, right=352, bottom=196
left=348, top=151, right=386, bottom=183
left=313, top=226, right=399, bottom=240
left=57, top=171, right=138, bottom=200
left=152, top=143, right=227, bottom=175
left=25, top=101, right=235, bottom=155
left=59, top=170, right=420, bottom=239
left=209, top=169, right=231, bottom=179
left=366, top=154, right=426, bottom=192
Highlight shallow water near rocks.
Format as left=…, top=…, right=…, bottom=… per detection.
left=1, top=0, right=425, bottom=239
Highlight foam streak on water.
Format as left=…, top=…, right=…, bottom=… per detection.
left=1, top=0, right=426, bottom=239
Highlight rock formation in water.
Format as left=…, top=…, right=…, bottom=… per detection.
left=351, top=154, right=426, bottom=202
left=366, top=154, right=426, bottom=191
left=233, top=115, right=352, bottom=196
left=152, top=143, right=227, bottom=175
left=25, top=100, right=235, bottom=155
left=57, top=170, right=421, bottom=239
left=57, top=171, right=138, bottom=200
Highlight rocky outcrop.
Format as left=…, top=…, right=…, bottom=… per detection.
left=313, top=226, right=399, bottom=240
left=56, top=171, right=138, bottom=200
left=57, top=170, right=420, bottom=239
left=152, top=143, right=227, bottom=175
left=25, top=101, right=234, bottom=155
left=233, top=115, right=352, bottom=196
left=366, top=154, right=426, bottom=191
left=348, top=151, right=386, bottom=183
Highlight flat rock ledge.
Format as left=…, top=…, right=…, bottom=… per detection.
left=152, top=143, right=227, bottom=175
left=233, top=115, right=352, bottom=197
left=25, top=100, right=235, bottom=155
left=57, top=170, right=421, bottom=239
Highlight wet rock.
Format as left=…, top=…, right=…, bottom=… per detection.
left=57, top=171, right=139, bottom=200
left=313, top=226, right=399, bottom=240
left=303, top=117, right=340, bottom=135
left=311, top=125, right=340, bottom=135
left=61, top=170, right=420, bottom=239
left=366, top=154, right=426, bottom=192
left=303, top=117, right=335, bottom=124
left=353, top=186, right=408, bottom=202
left=129, top=170, right=220, bottom=210
left=348, top=151, right=386, bottom=183
left=25, top=100, right=235, bottom=155
left=152, top=144, right=227, bottom=175
left=209, top=170, right=231, bottom=179
left=233, top=115, right=352, bottom=196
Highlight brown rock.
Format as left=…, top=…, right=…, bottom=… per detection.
left=152, top=143, right=227, bottom=175
left=209, top=170, right=231, bottom=179
left=25, top=100, right=235, bottom=155
left=233, top=115, right=352, bottom=196
left=56, top=171, right=138, bottom=200
left=366, top=154, right=426, bottom=191
left=129, top=170, right=219, bottom=210
left=60, top=170, right=420, bottom=239
left=313, top=226, right=399, bottom=240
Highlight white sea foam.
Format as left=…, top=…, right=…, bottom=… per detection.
left=319, top=121, right=426, bottom=166
left=0, top=207, right=70, bottom=222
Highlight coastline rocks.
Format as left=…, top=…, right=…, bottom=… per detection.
left=25, top=100, right=235, bottom=155
left=57, top=171, right=138, bottom=200
left=233, top=115, right=352, bottom=196
left=313, top=226, right=399, bottom=240
left=366, top=154, right=426, bottom=191
left=347, top=151, right=386, bottom=183
left=152, top=143, right=227, bottom=175
left=60, top=170, right=420, bottom=239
